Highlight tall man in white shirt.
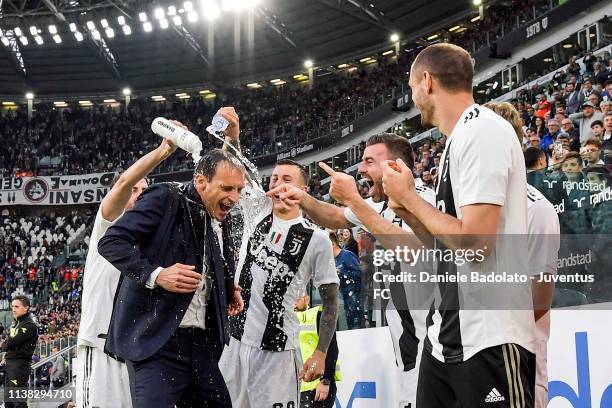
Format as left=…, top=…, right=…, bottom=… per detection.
left=381, top=43, right=536, bottom=408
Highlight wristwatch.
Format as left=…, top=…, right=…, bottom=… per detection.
left=320, top=378, right=331, bottom=386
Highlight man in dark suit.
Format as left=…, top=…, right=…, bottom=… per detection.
left=564, top=82, right=580, bottom=114
left=98, top=113, right=245, bottom=407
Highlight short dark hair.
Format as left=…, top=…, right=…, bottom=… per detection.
left=524, top=147, right=544, bottom=169
left=564, top=151, right=581, bottom=164
left=412, top=43, right=474, bottom=93
left=275, top=159, right=309, bottom=185
left=590, top=120, right=604, bottom=128
left=329, top=231, right=339, bottom=246
left=12, top=295, right=30, bottom=308
left=585, top=138, right=601, bottom=149
left=194, top=148, right=245, bottom=180
left=365, top=133, right=415, bottom=169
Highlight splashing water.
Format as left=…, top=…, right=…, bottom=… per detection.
left=205, top=129, right=268, bottom=247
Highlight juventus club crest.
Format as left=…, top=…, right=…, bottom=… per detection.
left=289, top=235, right=304, bottom=255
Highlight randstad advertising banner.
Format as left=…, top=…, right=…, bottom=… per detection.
left=0, top=172, right=115, bottom=206
left=335, top=308, right=612, bottom=407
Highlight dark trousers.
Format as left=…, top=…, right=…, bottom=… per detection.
left=300, top=382, right=337, bottom=408
left=127, top=327, right=231, bottom=408
left=4, top=359, right=30, bottom=408
left=417, top=344, right=535, bottom=408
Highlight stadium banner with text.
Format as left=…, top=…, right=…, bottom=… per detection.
left=335, top=307, right=612, bottom=407
left=0, top=172, right=116, bottom=206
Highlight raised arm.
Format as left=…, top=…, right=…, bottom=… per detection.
left=102, top=129, right=178, bottom=222
left=381, top=159, right=500, bottom=255
left=267, top=184, right=351, bottom=229
left=217, top=107, right=241, bottom=154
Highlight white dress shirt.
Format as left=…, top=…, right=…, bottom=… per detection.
left=146, top=220, right=224, bottom=330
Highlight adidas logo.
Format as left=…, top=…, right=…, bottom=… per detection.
left=485, top=388, right=506, bottom=403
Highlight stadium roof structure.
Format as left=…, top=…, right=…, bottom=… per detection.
left=0, top=0, right=479, bottom=97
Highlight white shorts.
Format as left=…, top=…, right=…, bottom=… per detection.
left=397, top=367, right=418, bottom=408
left=535, top=339, right=548, bottom=408
left=219, top=337, right=301, bottom=408
left=75, top=344, right=132, bottom=408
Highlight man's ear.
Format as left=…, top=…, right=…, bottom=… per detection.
left=423, top=71, right=433, bottom=95
left=300, top=185, right=309, bottom=193
left=194, top=174, right=208, bottom=190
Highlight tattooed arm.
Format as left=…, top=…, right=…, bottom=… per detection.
left=316, top=283, right=339, bottom=353
left=300, top=283, right=339, bottom=382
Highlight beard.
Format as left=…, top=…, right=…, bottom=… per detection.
left=418, top=99, right=436, bottom=128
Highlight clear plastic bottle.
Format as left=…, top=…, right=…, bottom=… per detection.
left=151, top=117, right=203, bottom=165
left=206, top=114, right=229, bottom=136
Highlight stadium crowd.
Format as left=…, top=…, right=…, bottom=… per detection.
left=0, top=4, right=609, bottom=395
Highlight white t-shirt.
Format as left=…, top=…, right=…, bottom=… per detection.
left=77, top=207, right=123, bottom=349
left=344, top=182, right=437, bottom=372
left=427, top=104, right=535, bottom=363
left=230, top=198, right=339, bottom=352
left=526, top=184, right=560, bottom=394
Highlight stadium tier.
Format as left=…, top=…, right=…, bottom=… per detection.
left=0, top=0, right=611, bottom=407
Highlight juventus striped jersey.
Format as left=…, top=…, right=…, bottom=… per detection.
left=426, top=104, right=536, bottom=363
left=526, top=183, right=560, bottom=396
left=230, top=198, right=339, bottom=352
left=344, top=180, right=436, bottom=372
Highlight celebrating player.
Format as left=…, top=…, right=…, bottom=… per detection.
left=219, top=159, right=340, bottom=408
left=268, top=133, right=436, bottom=408
left=381, top=43, right=536, bottom=408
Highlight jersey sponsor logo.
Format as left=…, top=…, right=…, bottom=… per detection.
left=484, top=388, right=505, bottom=403
left=249, top=242, right=291, bottom=279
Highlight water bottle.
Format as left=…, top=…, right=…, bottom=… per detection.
left=151, top=117, right=203, bottom=164
left=206, top=114, right=229, bottom=136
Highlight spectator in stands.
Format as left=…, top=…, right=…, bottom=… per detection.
left=600, top=101, right=611, bottom=116
left=330, top=232, right=362, bottom=330
left=602, top=80, right=612, bottom=101
left=421, top=170, right=434, bottom=188
left=602, top=115, right=612, bottom=162
left=341, top=229, right=359, bottom=258
left=592, top=61, right=607, bottom=87
left=535, top=94, right=551, bottom=119
left=50, top=346, right=66, bottom=388
left=527, top=128, right=540, bottom=147
left=421, top=150, right=433, bottom=170
left=565, top=82, right=580, bottom=114
left=540, top=119, right=560, bottom=156
left=566, top=56, right=581, bottom=78
left=525, top=106, right=537, bottom=127
left=578, top=77, right=601, bottom=107
left=559, top=152, right=592, bottom=235
left=588, top=94, right=601, bottom=111
left=570, top=101, right=605, bottom=144
left=534, top=116, right=546, bottom=138
left=591, top=120, right=605, bottom=141
left=560, top=118, right=581, bottom=150
left=581, top=139, right=604, bottom=167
